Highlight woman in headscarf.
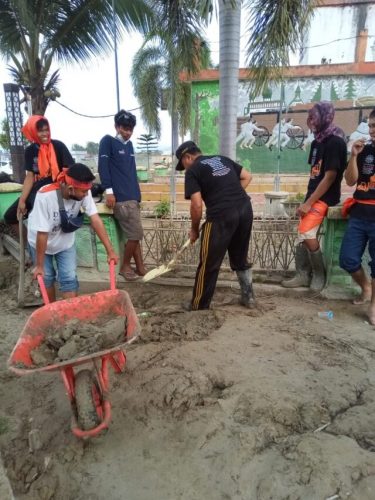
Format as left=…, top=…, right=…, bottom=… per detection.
left=282, top=101, right=347, bottom=292
left=4, top=115, right=74, bottom=235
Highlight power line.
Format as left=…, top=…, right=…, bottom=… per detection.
left=54, top=99, right=141, bottom=118
left=208, top=33, right=375, bottom=51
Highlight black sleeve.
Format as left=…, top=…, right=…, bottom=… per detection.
left=230, top=159, right=243, bottom=178
left=24, top=144, right=36, bottom=172
left=323, top=137, right=346, bottom=172
left=184, top=169, right=201, bottom=200
left=52, top=140, right=74, bottom=168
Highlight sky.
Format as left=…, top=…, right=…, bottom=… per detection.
left=0, top=12, right=245, bottom=154
left=1, top=5, right=367, bottom=154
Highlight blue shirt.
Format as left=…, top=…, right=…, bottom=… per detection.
left=98, top=135, right=141, bottom=202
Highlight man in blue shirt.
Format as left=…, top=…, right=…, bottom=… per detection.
left=98, top=110, right=145, bottom=281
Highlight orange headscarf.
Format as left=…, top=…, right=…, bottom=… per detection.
left=21, top=115, right=60, bottom=181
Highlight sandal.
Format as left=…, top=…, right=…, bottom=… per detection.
left=119, top=270, right=139, bottom=282
left=352, top=296, right=371, bottom=305
left=134, top=268, right=148, bottom=277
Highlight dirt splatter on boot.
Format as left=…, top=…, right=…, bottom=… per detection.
left=308, top=248, right=326, bottom=292
left=236, top=269, right=256, bottom=308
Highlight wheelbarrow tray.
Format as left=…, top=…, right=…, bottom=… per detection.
left=8, top=289, right=140, bottom=375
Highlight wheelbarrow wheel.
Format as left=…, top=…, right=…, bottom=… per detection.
left=75, top=370, right=102, bottom=431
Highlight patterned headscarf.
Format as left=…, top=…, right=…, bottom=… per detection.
left=307, top=101, right=345, bottom=143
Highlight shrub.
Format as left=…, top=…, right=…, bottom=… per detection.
left=154, top=199, right=170, bottom=218
left=287, top=192, right=305, bottom=203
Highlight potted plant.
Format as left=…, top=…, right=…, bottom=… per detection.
left=282, top=192, right=305, bottom=218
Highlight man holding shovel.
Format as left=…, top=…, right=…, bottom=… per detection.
left=175, top=141, right=254, bottom=310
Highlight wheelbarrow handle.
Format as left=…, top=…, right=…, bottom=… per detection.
left=37, top=260, right=116, bottom=304
left=37, top=274, right=50, bottom=305
left=109, top=259, right=116, bottom=291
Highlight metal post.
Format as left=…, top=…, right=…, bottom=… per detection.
left=170, top=65, right=177, bottom=218
left=112, top=0, right=120, bottom=111
left=274, top=84, right=285, bottom=192
left=3, top=83, right=24, bottom=183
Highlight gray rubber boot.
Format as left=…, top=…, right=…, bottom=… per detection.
left=236, top=269, right=256, bottom=308
left=308, top=248, right=326, bottom=292
left=281, top=244, right=311, bottom=288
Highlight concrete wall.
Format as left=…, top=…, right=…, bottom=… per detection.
left=301, top=3, right=375, bottom=64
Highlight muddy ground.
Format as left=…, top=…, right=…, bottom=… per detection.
left=1, top=261, right=375, bottom=499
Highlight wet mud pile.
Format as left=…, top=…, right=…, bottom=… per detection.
left=30, top=316, right=127, bottom=366
left=139, top=309, right=225, bottom=342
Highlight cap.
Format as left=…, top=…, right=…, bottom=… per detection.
left=175, top=141, right=198, bottom=171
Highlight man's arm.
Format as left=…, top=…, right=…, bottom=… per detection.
left=32, top=231, right=48, bottom=279
left=240, top=168, right=252, bottom=190
left=17, top=171, right=35, bottom=217
left=190, top=192, right=203, bottom=243
left=98, top=137, right=116, bottom=209
left=345, top=139, right=365, bottom=186
left=298, top=170, right=337, bottom=215
left=90, top=214, right=119, bottom=263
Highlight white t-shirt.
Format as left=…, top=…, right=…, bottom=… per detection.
left=28, top=189, right=97, bottom=254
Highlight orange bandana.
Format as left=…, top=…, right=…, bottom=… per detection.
left=40, top=168, right=93, bottom=193
left=21, top=115, right=60, bottom=181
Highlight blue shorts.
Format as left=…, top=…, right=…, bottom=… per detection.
left=29, top=245, right=79, bottom=292
left=339, top=217, right=375, bottom=278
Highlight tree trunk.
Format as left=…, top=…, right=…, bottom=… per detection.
left=170, top=107, right=179, bottom=216
left=30, top=85, right=48, bottom=115
left=219, top=0, right=241, bottom=160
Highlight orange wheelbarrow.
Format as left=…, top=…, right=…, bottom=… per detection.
left=7, top=261, right=140, bottom=439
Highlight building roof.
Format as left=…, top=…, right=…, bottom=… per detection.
left=182, top=61, right=375, bottom=83
left=319, top=0, right=374, bottom=6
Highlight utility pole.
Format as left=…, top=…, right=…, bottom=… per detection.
left=112, top=0, right=120, bottom=111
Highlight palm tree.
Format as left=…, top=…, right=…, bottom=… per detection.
left=218, top=0, right=241, bottom=159
left=131, top=0, right=211, bottom=213
left=137, top=133, right=159, bottom=171
left=0, top=0, right=153, bottom=115
left=197, top=0, right=316, bottom=159
left=131, top=2, right=210, bottom=139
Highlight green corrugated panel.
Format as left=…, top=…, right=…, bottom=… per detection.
left=323, top=218, right=361, bottom=296
left=95, top=215, right=125, bottom=271
left=75, top=222, right=95, bottom=267
left=0, top=192, right=20, bottom=220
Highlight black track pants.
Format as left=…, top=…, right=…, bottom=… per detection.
left=191, top=200, right=253, bottom=310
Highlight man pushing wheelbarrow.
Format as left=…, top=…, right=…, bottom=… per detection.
left=8, top=164, right=142, bottom=438
left=27, top=163, right=118, bottom=301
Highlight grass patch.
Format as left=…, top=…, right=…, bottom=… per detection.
left=0, top=416, right=9, bottom=435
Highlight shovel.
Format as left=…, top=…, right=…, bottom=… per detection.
left=142, top=238, right=191, bottom=282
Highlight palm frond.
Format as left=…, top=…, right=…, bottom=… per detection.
left=50, top=0, right=153, bottom=64
left=244, top=0, right=316, bottom=94
left=133, top=61, right=164, bottom=137
left=176, top=82, right=191, bottom=137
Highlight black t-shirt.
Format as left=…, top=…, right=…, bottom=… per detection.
left=184, top=155, right=250, bottom=220
left=350, top=142, right=375, bottom=220
left=306, top=135, right=347, bottom=206
left=24, top=139, right=74, bottom=177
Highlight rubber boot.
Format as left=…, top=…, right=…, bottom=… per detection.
left=281, top=244, right=311, bottom=288
left=236, top=269, right=256, bottom=308
left=308, top=248, right=326, bottom=292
